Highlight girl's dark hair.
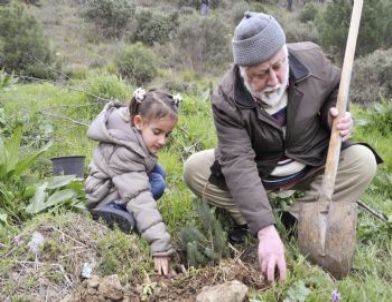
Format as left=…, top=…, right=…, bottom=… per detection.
left=129, top=89, right=179, bottom=125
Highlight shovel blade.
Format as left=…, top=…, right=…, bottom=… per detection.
left=298, top=201, right=357, bottom=279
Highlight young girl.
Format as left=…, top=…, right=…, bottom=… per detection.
left=85, top=88, right=181, bottom=276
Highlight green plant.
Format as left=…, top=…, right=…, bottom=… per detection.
left=82, top=0, right=135, bottom=39
left=180, top=199, right=229, bottom=268
left=97, top=230, right=149, bottom=283
left=114, top=43, right=158, bottom=86
left=0, top=3, right=56, bottom=78
left=85, top=73, right=130, bottom=106
left=316, top=0, right=392, bottom=63
left=352, top=48, right=392, bottom=105
left=299, top=2, right=320, bottom=23
left=0, top=126, right=52, bottom=224
left=26, top=175, right=86, bottom=215
left=132, top=10, right=178, bottom=46
left=355, top=99, right=392, bottom=136
left=0, top=69, right=17, bottom=91
left=175, top=15, right=231, bottom=72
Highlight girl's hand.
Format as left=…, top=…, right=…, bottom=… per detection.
left=153, top=256, right=169, bottom=276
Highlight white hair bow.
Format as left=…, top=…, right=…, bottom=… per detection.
left=134, top=87, right=146, bottom=103
left=173, top=94, right=182, bottom=107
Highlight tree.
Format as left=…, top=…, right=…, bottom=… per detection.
left=0, top=4, right=55, bottom=78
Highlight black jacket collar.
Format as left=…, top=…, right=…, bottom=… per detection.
left=233, top=50, right=310, bottom=109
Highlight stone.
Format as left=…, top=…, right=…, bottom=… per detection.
left=98, top=274, right=123, bottom=300
left=196, top=280, right=248, bottom=302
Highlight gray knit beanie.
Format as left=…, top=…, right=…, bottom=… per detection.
left=232, top=12, right=286, bottom=66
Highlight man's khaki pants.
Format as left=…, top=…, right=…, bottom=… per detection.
left=183, top=145, right=377, bottom=226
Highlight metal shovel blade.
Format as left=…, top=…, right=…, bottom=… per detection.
left=298, top=201, right=357, bottom=279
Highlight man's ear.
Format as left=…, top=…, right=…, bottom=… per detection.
left=133, top=115, right=143, bottom=130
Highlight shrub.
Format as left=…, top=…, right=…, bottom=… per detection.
left=279, top=13, right=319, bottom=43
left=180, top=199, right=229, bottom=268
left=86, top=73, right=130, bottom=106
left=351, top=48, right=392, bottom=105
left=114, top=43, right=158, bottom=86
left=316, top=0, right=392, bottom=63
left=299, top=2, right=320, bottom=23
left=131, top=10, right=178, bottom=46
left=82, top=0, right=135, bottom=39
left=0, top=4, right=56, bottom=79
left=175, top=15, right=231, bottom=72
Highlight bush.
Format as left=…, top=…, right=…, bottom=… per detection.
left=175, top=15, right=231, bottom=72
left=82, top=0, right=135, bottom=39
left=299, top=2, right=320, bottom=23
left=86, top=73, right=130, bottom=106
left=180, top=199, right=229, bottom=268
left=114, top=43, right=158, bottom=86
left=351, top=48, right=392, bottom=105
left=0, top=4, right=56, bottom=79
left=316, top=0, right=392, bottom=63
left=279, top=12, right=319, bottom=43
left=131, top=10, right=178, bottom=46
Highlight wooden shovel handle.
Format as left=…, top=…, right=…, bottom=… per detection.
left=321, top=0, right=364, bottom=200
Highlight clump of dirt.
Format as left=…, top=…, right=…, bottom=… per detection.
left=64, top=255, right=264, bottom=302
left=0, top=213, right=267, bottom=301
left=145, top=256, right=264, bottom=302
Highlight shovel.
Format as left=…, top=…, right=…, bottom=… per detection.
left=298, top=0, right=364, bottom=279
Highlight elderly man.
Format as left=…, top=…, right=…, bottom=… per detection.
left=184, top=12, right=382, bottom=282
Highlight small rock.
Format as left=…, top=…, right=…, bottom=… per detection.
left=59, top=294, right=73, bottom=302
left=27, top=231, right=45, bottom=254
left=81, top=262, right=94, bottom=279
left=86, top=275, right=101, bottom=289
left=98, top=274, right=123, bottom=300
left=196, top=280, right=248, bottom=302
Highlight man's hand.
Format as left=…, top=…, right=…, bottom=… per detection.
left=328, top=107, right=353, bottom=142
left=257, top=225, right=287, bottom=282
left=153, top=256, right=169, bottom=276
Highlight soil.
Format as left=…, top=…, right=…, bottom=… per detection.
left=0, top=213, right=267, bottom=301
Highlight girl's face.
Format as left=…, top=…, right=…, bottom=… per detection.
left=133, top=115, right=177, bottom=154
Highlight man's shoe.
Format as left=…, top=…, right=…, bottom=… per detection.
left=280, top=211, right=298, bottom=238
left=228, top=224, right=249, bottom=244
left=91, top=205, right=135, bottom=233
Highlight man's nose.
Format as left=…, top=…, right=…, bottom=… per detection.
left=266, top=68, right=279, bottom=86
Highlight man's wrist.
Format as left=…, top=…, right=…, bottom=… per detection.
left=257, top=224, right=275, bottom=240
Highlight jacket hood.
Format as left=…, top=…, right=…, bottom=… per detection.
left=87, top=102, right=150, bottom=158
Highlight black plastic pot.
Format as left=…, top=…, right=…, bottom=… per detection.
left=51, top=156, right=85, bottom=179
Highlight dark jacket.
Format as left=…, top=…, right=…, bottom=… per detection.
left=210, top=42, right=379, bottom=234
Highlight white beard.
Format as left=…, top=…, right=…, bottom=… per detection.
left=241, top=63, right=289, bottom=108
